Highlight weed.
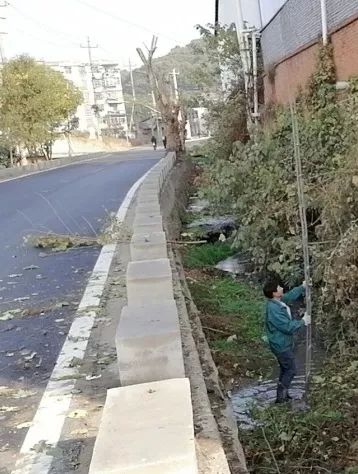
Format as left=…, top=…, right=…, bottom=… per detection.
left=187, top=269, right=273, bottom=381
left=184, top=243, right=234, bottom=268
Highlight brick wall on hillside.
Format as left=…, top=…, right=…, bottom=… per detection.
left=261, top=0, right=358, bottom=104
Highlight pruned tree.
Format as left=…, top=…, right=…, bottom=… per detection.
left=137, top=37, right=184, bottom=152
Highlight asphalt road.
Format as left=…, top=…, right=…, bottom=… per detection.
left=0, top=148, right=160, bottom=472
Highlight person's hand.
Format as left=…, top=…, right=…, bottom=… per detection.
left=302, top=312, right=311, bottom=326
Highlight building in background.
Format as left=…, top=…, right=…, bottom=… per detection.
left=48, top=61, right=128, bottom=139
left=261, top=0, right=358, bottom=103
left=187, top=108, right=209, bottom=138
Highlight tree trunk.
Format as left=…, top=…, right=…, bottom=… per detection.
left=9, top=147, right=13, bottom=167
left=165, top=108, right=182, bottom=152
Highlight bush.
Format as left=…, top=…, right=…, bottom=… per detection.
left=200, top=45, right=358, bottom=352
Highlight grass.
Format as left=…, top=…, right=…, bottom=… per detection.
left=186, top=262, right=273, bottom=380
left=190, top=276, right=264, bottom=341
left=184, top=242, right=234, bottom=268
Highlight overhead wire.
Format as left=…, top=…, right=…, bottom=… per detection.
left=9, top=4, right=83, bottom=47
left=73, top=0, right=185, bottom=46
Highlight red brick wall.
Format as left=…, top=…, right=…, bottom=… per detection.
left=264, top=17, right=358, bottom=104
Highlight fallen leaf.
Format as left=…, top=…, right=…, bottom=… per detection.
left=68, top=409, right=87, bottom=419
left=0, top=406, right=20, bottom=412
left=14, top=296, right=30, bottom=302
left=23, top=265, right=40, bottom=270
left=12, top=389, right=37, bottom=399
left=16, top=421, right=32, bottom=429
left=70, top=428, right=88, bottom=436
left=24, top=352, right=37, bottom=361
left=0, top=312, right=14, bottom=321
left=85, top=374, right=102, bottom=381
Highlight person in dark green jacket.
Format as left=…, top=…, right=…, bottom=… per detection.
left=263, top=278, right=311, bottom=403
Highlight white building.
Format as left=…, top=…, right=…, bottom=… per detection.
left=187, top=107, right=209, bottom=138
left=48, top=61, right=128, bottom=139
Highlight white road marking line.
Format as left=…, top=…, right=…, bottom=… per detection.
left=0, top=153, right=114, bottom=185
left=11, top=167, right=153, bottom=474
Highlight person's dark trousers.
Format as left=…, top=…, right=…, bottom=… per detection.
left=275, top=350, right=297, bottom=403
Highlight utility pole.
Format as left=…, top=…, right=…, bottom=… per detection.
left=236, top=0, right=253, bottom=129
left=170, top=68, right=180, bottom=103
left=214, top=0, right=220, bottom=36
left=0, top=1, right=9, bottom=64
left=128, top=58, right=136, bottom=136
left=81, top=37, right=101, bottom=138
left=252, top=31, right=259, bottom=125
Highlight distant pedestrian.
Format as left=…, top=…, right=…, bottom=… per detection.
left=263, top=278, right=311, bottom=403
left=163, top=136, right=167, bottom=149
left=151, top=135, right=157, bottom=150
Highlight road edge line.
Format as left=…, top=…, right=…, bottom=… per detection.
left=11, top=167, right=151, bottom=474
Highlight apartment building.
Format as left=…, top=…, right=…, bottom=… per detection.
left=49, top=61, right=128, bottom=138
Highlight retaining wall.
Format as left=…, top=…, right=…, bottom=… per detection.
left=89, top=152, right=199, bottom=473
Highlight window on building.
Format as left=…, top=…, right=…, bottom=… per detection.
left=93, top=79, right=102, bottom=88
left=104, top=78, right=117, bottom=88
left=64, top=66, right=72, bottom=74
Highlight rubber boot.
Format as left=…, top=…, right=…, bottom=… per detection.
left=275, top=384, right=288, bottom=404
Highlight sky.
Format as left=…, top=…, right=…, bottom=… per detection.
left=3, top=0, right=286, bottom=67
left=4, top=0, right=214, bottom=67
left=220, top=0, right=286, bottom=29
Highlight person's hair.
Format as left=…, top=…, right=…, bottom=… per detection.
left=263, top=278, right=280, bottom=299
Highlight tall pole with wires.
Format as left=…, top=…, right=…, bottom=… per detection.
left=81, top=36, right=101, bottom=138
left=128, top=58, right=136, bottom=135
left=0, top=1, right=9, bottom=64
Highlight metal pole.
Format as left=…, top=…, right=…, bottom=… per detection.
left=236, top=0, right=252, bottom=128
left=290, top=104, right=313, bottom=401
left=81, top=37, right=101, bottom=138
left=257, top=0, right=263, bottom=28
left=320, top=0, right=328, bottom=45
left=214, top=0, right=220, bottom=36
left=252, top=31, right=259, bottom=124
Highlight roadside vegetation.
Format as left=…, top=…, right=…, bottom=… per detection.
left=0, top=56, right=82, bottom=167
left=182, top=27, right=358, bottom=473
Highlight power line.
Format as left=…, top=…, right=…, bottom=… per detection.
left=73, top=0, right=184, bottom=46
left=9, top=4, right=83, bottom=46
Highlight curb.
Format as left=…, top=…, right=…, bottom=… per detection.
left=89, top=152, right=199, bottom=473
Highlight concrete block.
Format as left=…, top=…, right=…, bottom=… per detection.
left=126, top=258, right=173, bottom=305
left=140, top=185, right=159, bottom=196
left=137, top=192, right=159, bottom=205
left=133, top=222, right=163, bottom=233
left=116, top=301, right=185, bottom=385
left=89, top=378, right=197, bottom=474
left=133, top=214, right=163, bottom=233
left=130, top=231, right=167, bottom=260
left=135, top=202, right=161, bottom=216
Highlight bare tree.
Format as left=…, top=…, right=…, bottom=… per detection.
left=137, top=36, right=184, bottom=152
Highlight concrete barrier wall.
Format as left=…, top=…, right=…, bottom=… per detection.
left=90, top=152, right=199, bottom=473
